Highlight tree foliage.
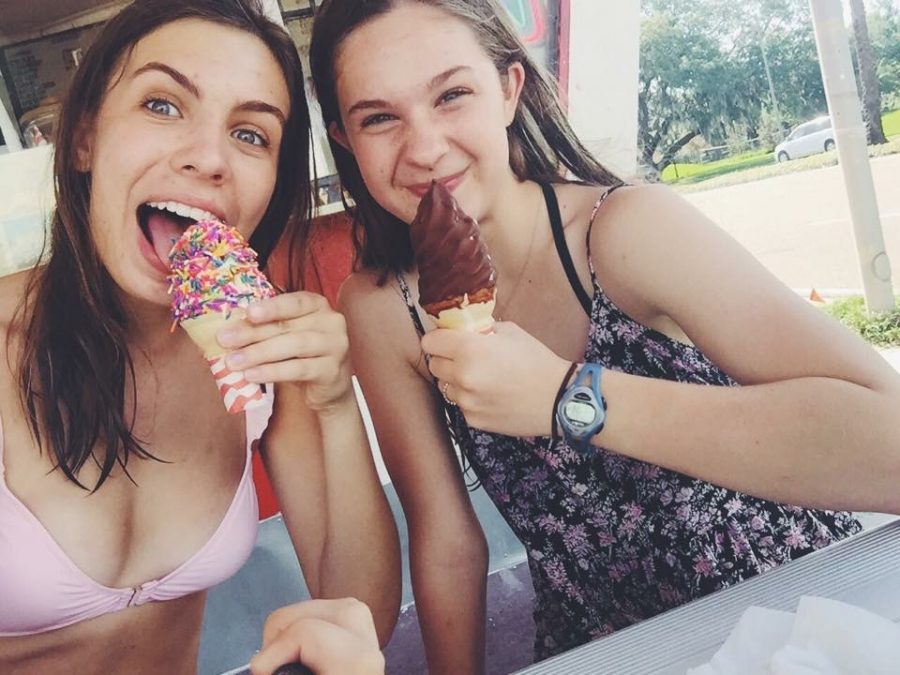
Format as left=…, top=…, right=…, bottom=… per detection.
left=867, top=0, right=900, bottom=108
left=638, top=0, right=850, bottom=173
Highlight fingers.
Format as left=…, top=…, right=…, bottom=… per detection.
left=420, top=328, right=467, bottom=358
left=240, top=354, right=342, bottom=385
left=218, top=306, right=346, bottom=352
left=246, top=292, right=329, bottom=324
left=250, top=617, right=348, bottom=675
left=224, top=331, right=345, bottom=374
left=251, top=599, right=383, bottom=675
left=212, top=291, right=349, bottom=387
left=426, top=354, right=453, bottom=383
left=262, top=599, right=378, bottom=649
left=421, top=322, right=511, bottom=360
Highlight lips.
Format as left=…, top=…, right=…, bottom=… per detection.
left=407, top=170, right=466, bottom=198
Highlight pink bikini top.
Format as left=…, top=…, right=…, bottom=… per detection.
left=0, top=395, right=273, bottom=637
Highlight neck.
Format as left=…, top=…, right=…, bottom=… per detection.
left=119, top=293, right=183, bottom=356
left=478, top=175, right=545, bottom=280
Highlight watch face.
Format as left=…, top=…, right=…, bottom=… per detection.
left=564, top=400, right=597, bottom=427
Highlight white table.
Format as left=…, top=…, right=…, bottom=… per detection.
left=516, top=518, right=900, bottom=674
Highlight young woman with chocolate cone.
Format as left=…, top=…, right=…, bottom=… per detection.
left=310, top=0, right=900, bottom=672
left=0, top=1, right=399, bottom=673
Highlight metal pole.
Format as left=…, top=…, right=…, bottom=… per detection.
left=809, top=0, right=895, bottom=313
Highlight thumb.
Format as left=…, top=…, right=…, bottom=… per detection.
left=490, top=320, right=523, bottom=337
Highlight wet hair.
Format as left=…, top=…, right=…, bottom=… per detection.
left=310, top=0, right=622, bottom=277
left=14, top=0, right=311, bottom=491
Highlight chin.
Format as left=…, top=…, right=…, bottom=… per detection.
left=112, top=274, right=171, bottom=313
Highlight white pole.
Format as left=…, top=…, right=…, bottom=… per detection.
left=809, top=0, right=895, bottom=313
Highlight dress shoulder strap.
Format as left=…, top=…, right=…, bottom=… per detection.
left=397, top=273, right=428, bottom=340
left=585, top=183, right=627, bottom=283
left=543, top=183, right=592, bottom=317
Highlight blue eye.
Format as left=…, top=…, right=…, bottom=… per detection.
left=361, top=113, right=396, bottom=129
left=233, top=128, right=268, bottom=147
left=438, top=88, right=470, bottom=105
left=143, top=97, right=180, bottom=117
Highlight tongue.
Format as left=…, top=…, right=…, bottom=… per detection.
left=146, top=211, right=186, bottom=267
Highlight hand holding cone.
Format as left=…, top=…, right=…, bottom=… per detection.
left=167, top=219, right=276, bottom=413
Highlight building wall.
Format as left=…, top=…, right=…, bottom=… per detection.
left=565, top=0, right=640, bottom=178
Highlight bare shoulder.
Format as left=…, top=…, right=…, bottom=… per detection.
left=338, top=269, right=393, bottom=317
left=339, top=269, right=424, bottom=371
left=584, top=183, right=712, bottom=303
left=0, top=271, right=35, bottom=415
left=586, top=182, right=691, bottom=242
left=339, top=269, right=408, bottom=333
left=552, top=181, right=687, bottom=241
left=0, top=269, right=36, bottom=350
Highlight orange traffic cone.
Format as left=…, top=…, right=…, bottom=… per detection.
left=809, top=288, right=825, bottom=305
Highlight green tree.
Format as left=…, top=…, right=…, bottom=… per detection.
left=867, top=0, right=900, bottom=108
left=639, top=0, right=825, bottom=172
left=639, top=12, right=751, bottom=173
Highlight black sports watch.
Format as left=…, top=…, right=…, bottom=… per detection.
left=555, top=363, right=606, bottom=453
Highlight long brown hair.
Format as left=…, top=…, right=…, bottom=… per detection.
left=310, top=0, right=622, bottom=277
left=14, top=0, right=311, bottom=491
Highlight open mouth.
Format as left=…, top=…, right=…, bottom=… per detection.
left=137, top=201, right=218, bottom=265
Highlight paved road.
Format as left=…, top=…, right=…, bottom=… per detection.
left=683, top=154, right=900, bottom=293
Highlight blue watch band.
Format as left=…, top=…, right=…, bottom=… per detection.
left=555, top=362, right=606, bottom=453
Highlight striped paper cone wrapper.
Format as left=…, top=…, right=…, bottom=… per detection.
left=208, top=355, right=268, bottom=414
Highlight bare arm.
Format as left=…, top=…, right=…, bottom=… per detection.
left=341, top=273, right=489, bottom=675
left=591, top=184, right=900, bottom=512
left=422, top=184, right=900, bottom=513
left=221, top=291, right=401, bottom=645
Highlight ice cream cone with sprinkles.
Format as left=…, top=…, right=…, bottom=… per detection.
left=167, top=219, right=275, bottom=413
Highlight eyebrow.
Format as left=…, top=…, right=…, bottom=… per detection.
left=236, top=100, right=286, bottom=125
left=132, top=61, right=287, bottom=125
left=345, top=65, right=472, bottom=117
left=132, top=62, right=200, bottom=98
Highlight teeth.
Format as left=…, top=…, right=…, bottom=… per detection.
left=173, top=202, right=191, bottom=218
left=188, top=207, right=208, bottom=221
left=147, top=200, right=217, bottom=223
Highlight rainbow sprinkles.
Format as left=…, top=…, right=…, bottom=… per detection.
left=167, top=219, right=275, bottom=327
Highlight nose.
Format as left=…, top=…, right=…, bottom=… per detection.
left=402, top=112, right=449, bottom=171
left=169, top=124, right=231, bottom=184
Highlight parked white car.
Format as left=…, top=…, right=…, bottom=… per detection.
left=774, top=116, right=835, bottom=162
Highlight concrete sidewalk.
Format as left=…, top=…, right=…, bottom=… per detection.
left=880, top=348, right=900, bottom=372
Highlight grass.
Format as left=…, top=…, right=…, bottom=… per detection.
left=670, top=136, right=900, bottom=193
left=883, top=109, right=900, bottom=138
left=660, top=149, right=773, bottom=183
left=823, top=296, right=900, bottom=347
left=662, top=109, right=900, bottom=191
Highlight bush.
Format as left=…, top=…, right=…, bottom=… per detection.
left=756, top=106, right=786, bottom=149
left=823, top=296, right=900, bottom=347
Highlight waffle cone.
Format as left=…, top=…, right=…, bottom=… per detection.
left=423, top=288, right=496, bottom=333
left=180, top=309, right=246, bottom=359
left=180, top=309, right=265, bottom=414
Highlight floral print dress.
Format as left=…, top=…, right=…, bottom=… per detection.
left=397, top=185, right=861, bottom=661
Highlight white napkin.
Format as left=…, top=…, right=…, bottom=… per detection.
left=687, top=596, right=900, bottom=675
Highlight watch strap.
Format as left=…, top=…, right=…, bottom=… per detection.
left=556, top=362, right=606, bottom=453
